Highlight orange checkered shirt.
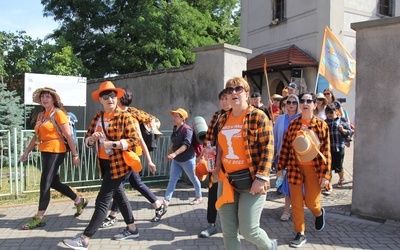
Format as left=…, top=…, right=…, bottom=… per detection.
left=85, top=107, right=140, bottom=179
left=216, top=106, right=274, bottom=185
left=277, top=116, right=331, bottom=185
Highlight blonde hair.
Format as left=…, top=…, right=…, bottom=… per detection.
left=225, top=77, right=250, bottom=92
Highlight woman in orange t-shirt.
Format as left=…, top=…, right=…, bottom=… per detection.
left=214, top=77, right=277, bottom=250
left=20, top=87, right=86, bottom=230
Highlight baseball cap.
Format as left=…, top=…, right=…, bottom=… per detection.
left=251, top=92, right=261, bottom=98
left=287, top=82, right=297, bottom=90
left=170, top=108, right=188, bottom=119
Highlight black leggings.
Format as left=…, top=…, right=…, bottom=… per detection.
left=83, top=159, right=134, bottom=238
left=207, top=182, right=218, bottom=224
left=110, top=171, right=158, bottom=212
left=39, top=152, right=77, bottom=211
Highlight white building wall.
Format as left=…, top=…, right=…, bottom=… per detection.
left=240, top=0, right=399, bottom=118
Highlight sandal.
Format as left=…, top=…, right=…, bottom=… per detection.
left=189, top=198, right=202, bottom=205
left=337, top=179, right=345, bottom=188
left=151, top=204, right=167, bottom=222
left=280, top=212, right=291, bottom=221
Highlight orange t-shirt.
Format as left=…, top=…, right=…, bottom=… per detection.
left=218, top=110, right=248, bottom=173
left=97, top=112, right=114, bottom=160
left=35, top=109, right=68, bottom=153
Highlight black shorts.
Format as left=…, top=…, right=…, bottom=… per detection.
left=331, top=149, right=344, bottom=173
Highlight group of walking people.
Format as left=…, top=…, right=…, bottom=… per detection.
left=19, top=77, right=352, bottom=249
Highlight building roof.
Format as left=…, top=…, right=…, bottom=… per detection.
left=246, top=45, right=318, bottom=72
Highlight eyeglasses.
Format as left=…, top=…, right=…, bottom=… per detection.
left=100, top=92, right=117, bottom=100
left=299, top=99, right=313, bottom=104
left=323, top=92, right=331, bottom=96
left=225, top=86, right=245, bottom=95
left=286, top=100, right=298, bottom=105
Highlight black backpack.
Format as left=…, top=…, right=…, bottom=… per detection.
left=140, top=123, right=158, bottom=152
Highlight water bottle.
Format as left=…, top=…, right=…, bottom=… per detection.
left=100, top=137, right=113, bottom=156
left=276, top=170, right=286, bottom=188
left=205, top=141, right=216, bottom=171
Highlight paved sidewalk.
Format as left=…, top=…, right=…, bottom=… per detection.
left=1, top=145, right=400, bottom=249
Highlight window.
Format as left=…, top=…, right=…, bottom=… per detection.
left=273, top=0, right=286, bottom=21
left=378, top=0, right=394, bottom=17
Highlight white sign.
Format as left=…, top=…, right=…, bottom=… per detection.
left=24, top=73, right=87, bottom=107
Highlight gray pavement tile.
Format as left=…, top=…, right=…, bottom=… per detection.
left=1, top=144, right=399, bottom=249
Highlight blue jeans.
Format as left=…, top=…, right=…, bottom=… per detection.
left=218, top=183, right=274, bottom=250
left=164, top=157, right=202, bottom=201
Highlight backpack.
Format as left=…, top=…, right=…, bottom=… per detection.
left=132, top=107, right=161, bottom=152
left=140, top=123, right=157, bottom=152
left=40, top=108, right=78, bottom=152
left=182, top=124, right=203, bottom=158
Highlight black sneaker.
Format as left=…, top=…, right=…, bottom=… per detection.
left=315, top=207, right=325, bottom=231
left=112, top=226, right=139, bottom=240
left=151, top=204, right=167, bottom=222
left=289, top=233, right=307, bottom=248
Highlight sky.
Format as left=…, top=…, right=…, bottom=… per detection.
left=0, top=0, right=59, bottom=40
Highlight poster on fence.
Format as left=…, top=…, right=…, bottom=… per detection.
left=24, top=73, right=87, bottom=107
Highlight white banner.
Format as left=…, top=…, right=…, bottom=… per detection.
left=24, top=73, right=87, bottom=107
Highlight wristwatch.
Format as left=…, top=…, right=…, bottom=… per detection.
left=112, top=142, right=117, bottom=148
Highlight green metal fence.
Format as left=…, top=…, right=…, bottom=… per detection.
left=0, top=129, right=172, bottom=198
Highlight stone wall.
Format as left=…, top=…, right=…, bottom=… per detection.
left=351, top=17, right=400, bottom=220
left=79, top=44, right=251, bottom=131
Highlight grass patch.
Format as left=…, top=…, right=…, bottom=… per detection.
left=0, top=180, right=169, bottom=207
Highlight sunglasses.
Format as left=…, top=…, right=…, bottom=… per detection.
left=323, top=92, right=331, bottom=96
left=326, top=110, right=335, bottom=114
left=286, top=100, right=298, bottom=105
left=225, top=86, right=245, bottom=95
left=100, top=92, right=117, bottom=100
left=299, top=99, right=313, bottom=104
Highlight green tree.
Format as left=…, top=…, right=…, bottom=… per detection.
left=42, top=0, right=240, bottom=78
left=0, top=82, right=24, bottom=131
left=0, top=82, right=24, bottom=164
left=0, top=31, right=89, bottom=100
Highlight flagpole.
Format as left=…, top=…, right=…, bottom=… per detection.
left=315, top=26, right=327, bottom=94
left=314, top=73, right=320, bottom=93
left=263, top=58, right=274, bottom=123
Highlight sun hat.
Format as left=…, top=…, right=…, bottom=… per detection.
left=143, top=118, right=163, bottom=138
left=170, top=108, right=188, bottom=120
left=91, top=81, right=125, bottom=102
left=195, top=158, right=208, bottom=181
left=316, top=93, right=328, bottom=106
left=293, top=129, right=325, bottom=163
left=32, top=87, right=62, bottom=104
left=271, top=94, right=283, bottom=100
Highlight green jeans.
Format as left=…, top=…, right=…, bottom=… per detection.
left=218, top=183, right=273, bottom=250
